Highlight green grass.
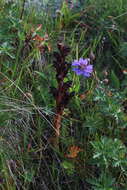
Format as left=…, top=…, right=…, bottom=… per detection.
left=0, top=0, right=127, bottom=189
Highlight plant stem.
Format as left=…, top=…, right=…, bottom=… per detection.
left=20, top=0, right=26, bottom=20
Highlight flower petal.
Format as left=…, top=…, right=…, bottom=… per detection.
left=72, top=68, right=83, bottom=75
left=84, top=65, right=93, bottom=72
left=83, top=72, right=91, bottom=77
left=72, top=60, right=80, bottom=66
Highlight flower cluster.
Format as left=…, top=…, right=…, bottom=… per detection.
left=72, top=58, right=93, bottom=77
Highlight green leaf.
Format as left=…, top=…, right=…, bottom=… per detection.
left=110, top=70, right=120, bottom=89
left=119, top=42, right=127, bottom=57
left=61, top=161, right=74, bottom=170
left=35, top=71, right=47, bottom=80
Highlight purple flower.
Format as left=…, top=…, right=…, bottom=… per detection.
left=72, top=58, right=93, bottom=77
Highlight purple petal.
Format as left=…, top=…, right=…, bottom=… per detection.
left=81, top=58, right=90, bottom=65
left=72, top=60, right=80, bottom=66
left=79, top=58, right=87, bottom=66
left=84, top=65, right=93, bottom=73
left=83, top=72, right=91, bottom=77
left=72, top=68, right=83, bottom=75
left=86, top=65, right=93, bottom=70
left=79, top=58, right=84, bottom=62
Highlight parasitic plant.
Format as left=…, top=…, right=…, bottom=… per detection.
left=51, top=43, right=74, bottom=146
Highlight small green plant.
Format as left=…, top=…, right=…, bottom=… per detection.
left=88, top=173, right=116, bottom=190
left=91, top=137, right=127, bottom=169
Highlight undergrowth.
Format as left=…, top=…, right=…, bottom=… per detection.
left=0, top=0, right=127, bottom=189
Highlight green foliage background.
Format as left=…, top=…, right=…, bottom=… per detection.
left=0, top=0, right=127, bottom=189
